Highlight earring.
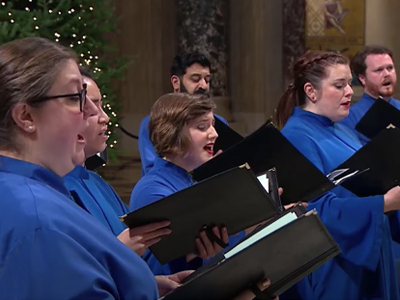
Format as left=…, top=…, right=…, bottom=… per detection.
left=27, top=125, right=34, bottom=132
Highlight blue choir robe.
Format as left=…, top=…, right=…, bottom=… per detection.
left=63, top=165, right=129, bottom=237
left=340, top=93, right=400, bottom=260
left=0, top=156, right=158, bottom=300
left=130, top=156, right=245, bottom=276
left=138, top=113, right=228, bottom=176
left=340, top=93, right=400, bottom=145
left=281, top=106, right=399, bottom=300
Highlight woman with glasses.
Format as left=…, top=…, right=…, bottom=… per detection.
left=0, top=36, right=272, bottom=300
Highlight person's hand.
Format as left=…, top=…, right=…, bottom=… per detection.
left=384, top=185, right=400, bottom=212
left=117, top=220, right=171, bottom=256
left=232, top=278, right=278, bottom=300
left=155, top=270, right=194, bottom=297
left=187, top=226, right=228, bottom=262
left=284, top=202, right=308, bottom=210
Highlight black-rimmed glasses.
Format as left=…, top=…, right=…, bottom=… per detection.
left=30, top=83, right=87, bottom=112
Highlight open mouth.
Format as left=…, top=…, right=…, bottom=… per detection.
left=203, top=143, right=214, bottom=155
left=77, top=134, right=85, bottom=144
left=383, top=81, right=392, bottom=87
left=340, top=101, right=351, bottom=107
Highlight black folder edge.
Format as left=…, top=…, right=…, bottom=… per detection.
left=265, top=168, right=284, bottom=213
left=192, top=119, right=373, bottom=205
left=266, top=210, right=339, bottom=297
left=120, top=163, right=280, bottom=228
left=161, top=209, right=340, bottom=299
left=213, top=117, right=244, bottom=153
left=180, top=203, right=308, bottom=285
left=354, top=96, right=399, bottom=139
left=190, top=120, right=339, bottom=204
left=335, top=127, right=400, bottom=197
left=120, top=163, right=283, bottom=264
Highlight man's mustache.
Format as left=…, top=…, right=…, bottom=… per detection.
left=194, top=88, right=210, bottom=97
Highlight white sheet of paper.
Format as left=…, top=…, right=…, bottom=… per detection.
left=257, top=174, right=269, bottom=193
left=224, top=212, right=298, bottom=259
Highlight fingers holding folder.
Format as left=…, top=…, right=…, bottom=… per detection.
left=187, top=226, right=229, bottom=261
left=117, top=220, right=172, bottom=256
left=384, top=185, right=400, bottom=212
left=232, top=278, right=278, bottom=300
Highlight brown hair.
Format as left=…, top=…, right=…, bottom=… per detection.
left=275, top=50, right=349, bottom=129
left=0, top=37, right=77, bottom=151
left=149, top=93, right=216, bottom=157
left=351, top=45, right=394, bottom=85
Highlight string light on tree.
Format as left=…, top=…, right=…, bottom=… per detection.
left=0, top=0, right=128, bottom=160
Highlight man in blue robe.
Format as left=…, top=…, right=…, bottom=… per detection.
left=341, top=45, right=400, bottom=145
left=138, top=52, right=227, bottom=176
left=340, top=45, right=400, bottom=268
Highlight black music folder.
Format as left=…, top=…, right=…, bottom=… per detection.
left=355, top=96, right=400, bottom=139
left=335, top=127, right=400, bottom=197
left=214, top=117, right=244, bottom=152
left=160, top=206, right=340, bottom=300
left=191, top=120, right=360, bottom=205
left=120, top=164, right=282, bottom=264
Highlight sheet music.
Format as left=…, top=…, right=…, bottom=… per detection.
left=224, top=212, right=298, bottom=259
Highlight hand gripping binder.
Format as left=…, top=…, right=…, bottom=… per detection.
left=120, top=164, right=283, bottom=264
left=160, top=205, right=340, bottom=300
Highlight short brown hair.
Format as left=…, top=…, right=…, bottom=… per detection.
left=0, top=37, right=77, bottom=151
left=351, top=45, right=394, bottom=85
left=149, top=93, right=216, bottom=157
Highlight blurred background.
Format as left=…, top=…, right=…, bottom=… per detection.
left=2, top=0, right=399, bottom=202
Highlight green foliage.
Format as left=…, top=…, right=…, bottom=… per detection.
left=0, top=0, right=130, bottom=159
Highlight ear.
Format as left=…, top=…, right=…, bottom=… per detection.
left=358, top=74, right=366, bottom=86
left=11, top=103, right=36, bottom=134
left=304, top=82, right=317, bottom=103
left=171, top=75, right=181, bottom=92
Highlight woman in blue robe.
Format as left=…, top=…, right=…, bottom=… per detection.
left=63, top=68, right=171, bottom=256
left=0, top=37, right=271, bottom=300
left=275, top=50, right=400, bottom=300
left=130, top=93, right=246, bottom=275
left=0, top=37, right=160, bottom=300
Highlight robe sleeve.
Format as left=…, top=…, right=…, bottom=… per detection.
left=129, top=179, right=173, bottom=211
left=138, top=116, right=158, bottom=176
left=285, top=132, right=384, bottom=271
left=0, top=228, right=158, bottom=300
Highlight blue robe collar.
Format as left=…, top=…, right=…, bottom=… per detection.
left=293, top=106, right=334, bottom=127
left=360, top=93, right=396, bottom=106
left=66, top=165, right=89, bottom=180
left=154, top=156, right=193, bottom=185
left=0, top=155, right=71, bottom=197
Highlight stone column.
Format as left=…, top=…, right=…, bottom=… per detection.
left=229, top=0, right=283, bottom=134
left=176, top=0, right=229, bottom=98
left=282, top=0, right=306, bottom=88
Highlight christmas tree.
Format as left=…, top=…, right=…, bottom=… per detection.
left=0, top=0, right=128, bottom=158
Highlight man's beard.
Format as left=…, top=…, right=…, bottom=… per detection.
left=180, top=81, right=210, bottom=98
